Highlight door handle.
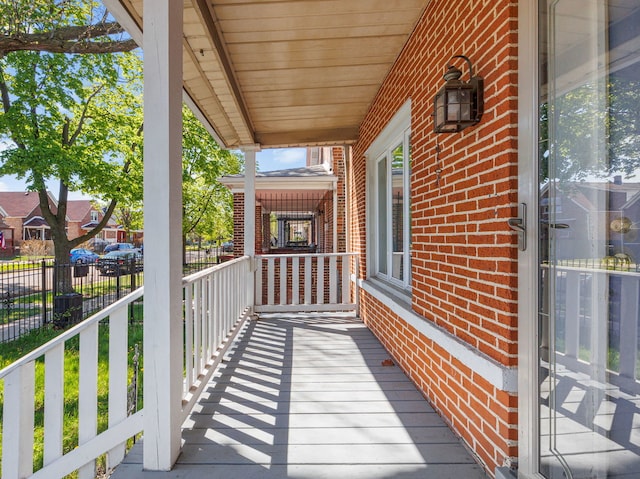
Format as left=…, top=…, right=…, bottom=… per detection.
left=508, top=203, right=527, bottom=251
left=540, top=220, right=570, bottom=229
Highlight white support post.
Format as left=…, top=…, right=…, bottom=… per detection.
left=242, top=146, right=258, bottom=311
left=242, top=147, right=258, bottom=258
left=143, top=0, right=184, bottom=470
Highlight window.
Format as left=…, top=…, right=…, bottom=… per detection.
left=367, top=101, right=411, bottom=290
left=91, top=210, right=99, bottom=222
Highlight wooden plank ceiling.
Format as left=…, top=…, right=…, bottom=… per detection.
left=111, top=0, right=427, bottom=148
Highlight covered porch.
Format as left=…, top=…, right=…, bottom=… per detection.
left=1, top=1, right=526, bottom=478
left=0, top=253, right=487, bottom=478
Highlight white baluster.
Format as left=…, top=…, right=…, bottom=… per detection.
left=185, top=284, right=194, bottom=390
left=267, top=257, right=275, bottom=305
left=619, top=276, right=639, bottom=380
left=44, top=344, right=64, bottom=467
left=329, top=255, right=338, bottom=304
left=78, top=323, right=99, bottom=479
left=255, top=257, right=263, bottom=306
left=317, top=256, right=325, bottom=304
left=108, top=306, right=129, bottom=468
left=280, top=256, right=287, bottom=305
left=304, top=256, right=312, bottom=304
left=2, top=363, right=35, bottom=479
left=292, top=257, right=300, bottom=305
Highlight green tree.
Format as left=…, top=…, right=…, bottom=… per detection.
left=112, top=203, right=143, bottom=243
left=540, top=75, right=640, bottom=183
left=182, top=107, right=241, bottom=263
left=0, top=1, right=142, bottom=293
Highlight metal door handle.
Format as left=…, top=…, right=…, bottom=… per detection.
left=540, top=220, right=569, bottom=229
left=508, top=203, right=527, bottom=251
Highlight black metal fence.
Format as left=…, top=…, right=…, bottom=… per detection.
left=0, top=259, right=144, bottom=343
left=0, top=250, right=220, bottom=343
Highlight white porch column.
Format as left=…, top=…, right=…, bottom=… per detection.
left=242, top=146, right=259, bottom=257
left=142, top=0, right=183, bottom=470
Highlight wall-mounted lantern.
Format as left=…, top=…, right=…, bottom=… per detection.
left=433, top=55, right=484, bottom=133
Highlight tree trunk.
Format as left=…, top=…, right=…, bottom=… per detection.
left=51, top=223, right=74, bottom=294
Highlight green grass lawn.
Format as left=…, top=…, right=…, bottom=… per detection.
left=0, top=305, right=144, bottom=477
left=0, top=258, right=52, bottom=273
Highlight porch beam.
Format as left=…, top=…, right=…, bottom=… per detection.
left=142, top=0, right=184, bottom=471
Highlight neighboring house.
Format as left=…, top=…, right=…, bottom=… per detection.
left=539, top=178, right=640, bottom=262
left=0, top=192, right=123, bottom=245
left=65, top=199, right=121, bottom=243
left=0, top=191, right=58, bottom=241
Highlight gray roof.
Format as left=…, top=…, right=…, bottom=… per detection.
left=223, top=164, right=334, bottom=180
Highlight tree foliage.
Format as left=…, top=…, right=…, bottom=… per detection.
left=0, top=0, right=143, bottom=292
left=182, top=107, right=241, bottom=249
left=541, top=75, right=640, bottom=183
left=112, top=203, right=143, bottom=242
left=0, top=1, right=242, bottom=293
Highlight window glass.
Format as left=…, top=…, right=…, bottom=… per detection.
left=391, top=143, right=404, bottom=281
left=377, top=156, right=388, bottom=275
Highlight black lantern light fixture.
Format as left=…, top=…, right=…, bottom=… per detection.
left=433, top=55, right=484, bottom=133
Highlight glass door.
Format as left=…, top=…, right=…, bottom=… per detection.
left=539, top=1, right=640, bottom=478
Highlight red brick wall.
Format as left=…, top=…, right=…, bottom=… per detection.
left=332, top=146, right=346, bottom=253
left=233, top=193, right=244, bottom=257
left=348, top=0, right=518, bottom=474
left=67, top=221, right=82, bottom=240
left=322, top=190, right=333, bottom=253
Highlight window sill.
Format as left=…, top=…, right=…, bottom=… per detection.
left=364, top=276, right=412, bottom=310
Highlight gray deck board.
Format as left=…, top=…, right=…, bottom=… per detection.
left=110, top=313, right=489, bottom=479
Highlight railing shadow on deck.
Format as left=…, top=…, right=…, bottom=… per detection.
left=127, top=313, right=487, bottom=479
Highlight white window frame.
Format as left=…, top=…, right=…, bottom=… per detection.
left=91, top=210, right=99, bottom=222
left=366, top=100, right=412, bottom=292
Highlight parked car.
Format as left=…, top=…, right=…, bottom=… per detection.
left=96, top=250, right=143, bottom=275
left=221, top=241, right=234, bottom=253
left=70, top=248, right=99, bottom=264
left=88, top=237, right=108, bottom=253
left=104, top=242, right=139, bottom=253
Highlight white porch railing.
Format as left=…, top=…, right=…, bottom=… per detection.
left=181, top=256, right=252, bottom=419
left=544, top=262, right=640, bottom=392
left=0, top=290, right=144, bottom=479
left=0, top=256, right=253, bottom=479
left=254, top=253, right=358, bottom=313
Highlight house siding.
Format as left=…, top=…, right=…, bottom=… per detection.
left=349, top=0, right=518, bottom=474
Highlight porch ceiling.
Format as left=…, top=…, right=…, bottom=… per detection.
left=107, top=0, right=427, bottom=149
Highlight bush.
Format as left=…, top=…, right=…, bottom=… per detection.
left=20, top=240, right=53, bottom=257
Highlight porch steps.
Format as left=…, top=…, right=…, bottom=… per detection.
left=110, top=313, right=488, bottom=478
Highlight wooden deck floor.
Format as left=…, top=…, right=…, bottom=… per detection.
left=110, top=313, right=488, bottom=479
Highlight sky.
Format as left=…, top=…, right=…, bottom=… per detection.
left=256, top=148, right=306, bottom=172
left=0, top=147, right=308, bottom=201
